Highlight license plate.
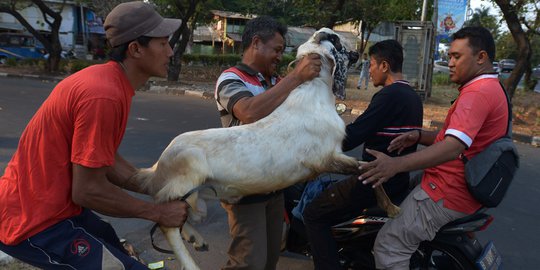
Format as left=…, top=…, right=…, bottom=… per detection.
left=476, top=241, right=502, bottom=270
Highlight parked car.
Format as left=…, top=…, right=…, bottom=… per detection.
left=0, top=33, right=46, bottom=64
left=499, top=59, right=516, bottom=72
left=493, top=61, right=499, bottom=73
left=532, top=64, right=540, bottom=80
left=433, top=60, right=449, bottom=74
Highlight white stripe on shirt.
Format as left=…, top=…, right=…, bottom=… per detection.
left=445, top=128, right=473, bottom=147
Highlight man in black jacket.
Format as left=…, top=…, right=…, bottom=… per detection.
left=302, top=39, right=423, bottom=270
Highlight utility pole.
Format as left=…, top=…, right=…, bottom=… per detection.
left=421, top=0, right=429, bottom=21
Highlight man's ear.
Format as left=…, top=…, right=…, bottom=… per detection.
left=251, top=35, right=262, bottom=50
left=381, top=60, right=389, bottom=73
left=477, top=50, right=489, bottom=65
left=127, top=42, right=142, bottom=58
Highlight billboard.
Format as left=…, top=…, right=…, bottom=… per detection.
left=437, top=0, right=468, bottom=38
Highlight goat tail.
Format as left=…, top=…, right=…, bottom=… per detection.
left=131, top=165, right=157, bottom=194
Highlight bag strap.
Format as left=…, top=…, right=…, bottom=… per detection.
left=459, top=80, right=512, bottom=164
left=499, top=82, right=512, bottom=138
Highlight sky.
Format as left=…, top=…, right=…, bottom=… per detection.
left=469, top=0, right=500, bottom=16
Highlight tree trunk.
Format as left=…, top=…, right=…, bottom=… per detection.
left=325, top=0, right=346, bottom=28
left=494, top=0, right=532, bottom=100
left=167, top=26, right=191, bottom=81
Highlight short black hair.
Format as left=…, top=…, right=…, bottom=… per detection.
left=108, top=36, right=153, bottom=62
left=452, top=26, right=495, bottom=62
left=242, top=16, right=287, bottom=51
left=368, top=39, right=403, bottom=73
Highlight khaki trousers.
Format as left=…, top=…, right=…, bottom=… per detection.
left=221, top=193, right=284, bottom=270
left=373, top=185, right=467, bottom=269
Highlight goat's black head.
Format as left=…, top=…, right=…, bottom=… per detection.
left=314, top=31, right=343, bottom=51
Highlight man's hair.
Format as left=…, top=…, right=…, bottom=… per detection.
left=452, top=26, right=495, bottom=62
left=108, top=36, right=153, bottom=62
left=368, top=39, right=403, bottom=73
left=242, top=16, right=287, bottom=51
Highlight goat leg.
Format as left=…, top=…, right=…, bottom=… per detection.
left=161, top=226, right=201, bottom=270
left=181, top=223, right=208, bottom=251
left=374, top=185, right=400, bottom=218
left=332, top=158, right=401, bottom=217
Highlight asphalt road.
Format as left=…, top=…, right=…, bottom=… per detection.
left=1, top=76, right=539, bottom=269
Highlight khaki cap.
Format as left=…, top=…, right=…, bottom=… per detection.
left=104, top=1, right=181, bottom=47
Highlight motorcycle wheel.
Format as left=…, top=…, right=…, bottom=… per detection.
left=410, top=242, right=476, bottom=270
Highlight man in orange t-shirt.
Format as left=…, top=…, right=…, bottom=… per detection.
left=359, top=26, right=509, bottom=269
left=0, top=2, right=188, bottom=269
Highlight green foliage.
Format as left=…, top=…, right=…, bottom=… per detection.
left=182, top=54, right=241, bottom=66
left=5, top=58, right=17, bottom=67
left=432, top=73, right=453, bottom=85
left=179, top=53, right=295, bottom=73
left=464, top=6, right=501, bottom=40
left=61, top=59, right=104, bottom=74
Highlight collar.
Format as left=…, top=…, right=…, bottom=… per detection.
left=235, top=63, right=259, bottom=76
left=459, top=73, right=499, bottom=90
left=235, top=63, right=278, bottom=89
left=393, top=80, right=410, bottom=85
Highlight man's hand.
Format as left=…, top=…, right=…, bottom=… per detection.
left=359, top=149, right=401, bottom=188
left=155, top=200, right=190, bottom=228
left=290, top=53, right=322, bottom=82
left=388, top=130, right=420, bottom=154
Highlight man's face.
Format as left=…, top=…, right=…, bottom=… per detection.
left=369, top=56, right=386, bottom=87
left=254, top=33, right=285, bottom=77
left=448, top=38, right=480, bottom=85
left=139, top=37, right=173, bottom=78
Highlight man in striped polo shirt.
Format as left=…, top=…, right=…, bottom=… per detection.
left=214, top=16, right=322, bottom=270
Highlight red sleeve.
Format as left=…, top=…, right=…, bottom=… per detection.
left=445, top=91, right=490, bottom=147
left=71, top=98, right=122, bottom=168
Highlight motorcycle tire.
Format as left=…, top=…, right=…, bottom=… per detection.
left=410, top=241, right=477, bottom=270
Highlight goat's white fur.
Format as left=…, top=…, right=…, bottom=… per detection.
left=133, top=28, right=397, bottom=270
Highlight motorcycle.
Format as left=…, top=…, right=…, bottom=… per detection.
left=282, top=182, right=502, bottom=270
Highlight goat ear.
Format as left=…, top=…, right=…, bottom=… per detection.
left=328, top=34, right=343, bottom=51
left=313, top=32, right=328, bottom=44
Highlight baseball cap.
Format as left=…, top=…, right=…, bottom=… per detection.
left=104, top=1, right=181, bottom=47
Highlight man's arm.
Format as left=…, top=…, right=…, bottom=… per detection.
left=72, top=164, right=188, bottom=227
left=360, top=136, right=466, bottom=187
left=342, top=91, right=394, bottom=151
left=387, top=129, right=440, bottom=154
left=106, top=154, right=142, bottom=193
left=233, top=54, right=321, bottom=123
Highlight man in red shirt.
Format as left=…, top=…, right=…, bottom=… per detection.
left=0, top=2, right=188, bottom=269
left=360, top=26, right=508, bottom=269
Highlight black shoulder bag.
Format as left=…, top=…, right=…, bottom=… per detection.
left=461, top=83, right=520, bottom=207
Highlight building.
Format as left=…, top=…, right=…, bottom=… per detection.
left=0, top=0, right=105, bottom=59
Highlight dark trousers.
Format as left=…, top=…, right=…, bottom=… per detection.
left=303, top=175, right=408, bottom=270
left=0, top=209, right=146, bottom=270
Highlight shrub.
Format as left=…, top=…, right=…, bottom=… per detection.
left=5, top=58, right=17, bottom=67
left=63, top=59, right=95, bottom=73
left=432, top=73, right=452, bottom=85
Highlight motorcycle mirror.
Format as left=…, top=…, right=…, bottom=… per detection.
left=336, top=103, right=347, bottom=115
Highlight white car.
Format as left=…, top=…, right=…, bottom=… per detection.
left=433, top=60, right=449, bottom=74
left=532, top=64, right=540, bottom=79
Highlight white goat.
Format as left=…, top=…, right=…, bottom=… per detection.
left=133, top=28, right=399, bottom=270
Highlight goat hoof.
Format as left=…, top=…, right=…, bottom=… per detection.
left=194, top=242, right=209, bottom=251
left=387, top=206, right=401, bottom=218
left=187, top=235, right=196, bottom=243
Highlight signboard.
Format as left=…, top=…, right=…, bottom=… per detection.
left=437, top=0, right=468, bottom=38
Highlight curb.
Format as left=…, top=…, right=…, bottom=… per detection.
left=0, top=72, right=64, bottom=82
left=2, top=72, right=537, bottom=146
